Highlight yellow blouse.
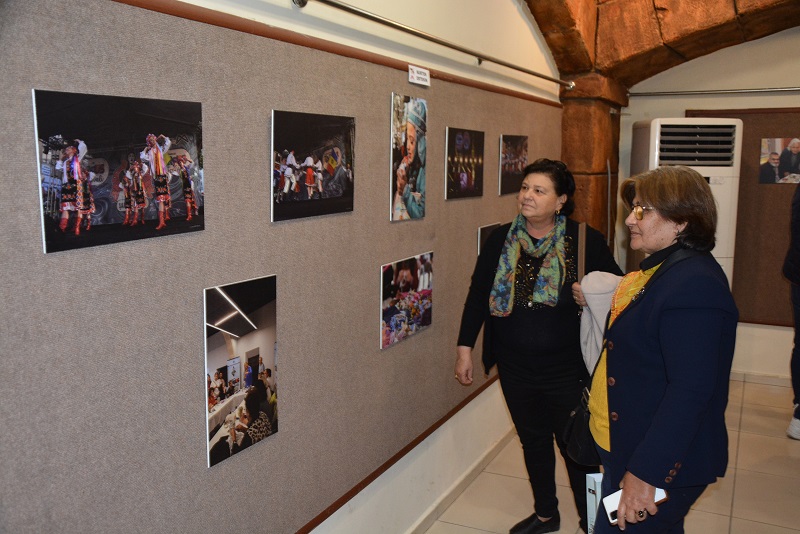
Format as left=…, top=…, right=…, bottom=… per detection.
left=588, top=263, right=662, bottom=451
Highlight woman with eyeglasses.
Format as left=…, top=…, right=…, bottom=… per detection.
left=587, top=166, right=738, bottom=533
left=455, top=159, right=622, bottom=534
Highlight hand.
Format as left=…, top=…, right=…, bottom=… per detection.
left=396, top=168, right=407, bottom=192
left=454, top=346, right=474, bottom=385
left=571, top=282, right=586, bottom=307
left=616, top=471, right=659, bottom=530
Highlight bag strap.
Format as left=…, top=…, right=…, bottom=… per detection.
left=577, top=222, right=586, bottom=282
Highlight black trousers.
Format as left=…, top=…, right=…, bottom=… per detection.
left=497, top=360, right=598, bottom=524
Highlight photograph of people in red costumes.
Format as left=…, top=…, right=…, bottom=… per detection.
left=34, top=90, right=203, bottom=253
left=271, top=110, right=355, bottom=222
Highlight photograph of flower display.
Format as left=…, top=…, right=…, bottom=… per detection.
left=380, top=252, right=433, bottom=349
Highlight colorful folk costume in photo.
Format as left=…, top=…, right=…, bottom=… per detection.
left=55, top=139, right=93, bottom=235
left=175, top=155, right=196, bottom=221
left=119, top=167, right=133, bottom=225
left=126, top=160, right=147, bottom=225
left=140, top=134, right=171, bottom=230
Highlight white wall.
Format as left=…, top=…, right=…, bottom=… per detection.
left=180, top=0, right=561, bottom=102
left=618, top=26, right=800, bottom=382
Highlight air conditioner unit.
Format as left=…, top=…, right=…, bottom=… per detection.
left=629, top=118, right=743, bottom=283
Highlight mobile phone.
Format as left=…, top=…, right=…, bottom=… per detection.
left=603, top=487, right=667, bottom=525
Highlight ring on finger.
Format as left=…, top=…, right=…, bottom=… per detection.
left=637, top=510, right=646, bottom=519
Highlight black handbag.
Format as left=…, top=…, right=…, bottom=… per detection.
left=563, top=386, right=601, bottom=466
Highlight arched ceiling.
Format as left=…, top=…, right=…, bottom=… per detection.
left=526, top=0, right=800, bottom=89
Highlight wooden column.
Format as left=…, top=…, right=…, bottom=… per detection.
left=560, top=73, right=628, bottom=242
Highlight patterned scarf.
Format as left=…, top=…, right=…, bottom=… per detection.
left=489, top=213, right=566, bottom=317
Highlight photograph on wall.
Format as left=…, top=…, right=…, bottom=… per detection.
left=205, top=275, right=278, bottom=468
left=381, top=252, right=433, bottom=349
left=499, top=134, right=528, bottom=195
left=445, top=127, right=484, bottom=199
left=390, top=94, right=427, bottom=221
left=34, top=90, right=203, bottom=253
left=271, top=110, right=355, bottom=222
left=758, top=137, right=800, bottom=184
left=478, top=222, right=501, bottom=255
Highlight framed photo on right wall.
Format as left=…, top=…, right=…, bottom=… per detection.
left=758, top=137, right=800, bottom=184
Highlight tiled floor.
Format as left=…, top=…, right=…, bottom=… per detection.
left=425, top=380, right=800, bottom=534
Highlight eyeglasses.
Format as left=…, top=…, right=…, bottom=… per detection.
left=631, top=204, right=656, bottom=220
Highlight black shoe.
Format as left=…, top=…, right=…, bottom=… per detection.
left=509, top=510, right=560, bottom=534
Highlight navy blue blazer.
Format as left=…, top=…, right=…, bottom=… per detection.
left=604, top=248, right=738, bottom=490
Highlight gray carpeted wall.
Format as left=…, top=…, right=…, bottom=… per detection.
left=0, top=0, right=561, bottom=531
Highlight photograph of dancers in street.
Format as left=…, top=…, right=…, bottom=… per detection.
left=380, top=252, right=433, bottom=349
left=271, top=110, right=355, bottom=222
left=34, top=90, right=203, bottom=253
left=498, top=134, right=528, bottom=195
left=445, top=127, right=484, bottom=199
left=205, top=275, right=278, bottom=468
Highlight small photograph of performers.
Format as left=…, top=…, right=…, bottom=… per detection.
left=204, top=275, right=278, bottom=468
left=445, top=127, right=484, bottom=199
left=391, top=94, right=427, bottom=221
left=34, top=90, right=203, bottom=253
left=499, top=134, right=528, bottom=195
left=380, top=252, right=433, bottom=349
left=271, top=110, right=355, bottom=222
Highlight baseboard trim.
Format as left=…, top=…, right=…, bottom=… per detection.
left=730, top=370, right=792, bottom=388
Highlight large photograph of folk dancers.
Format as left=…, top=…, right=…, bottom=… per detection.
left=498, top=134, right=528, bottom=195
left=271, top=110, right=355, bottom=222
left=380, top=252, right=433, bottom=349
left=34, top=90, right=203, bottom=253
left=390, top=94, right=427, bottom=221
left=445, top=127, right=484, bottom=199
left=205, top=275, right=278, bottom=468
left=759, top=137, right=800, bottom=184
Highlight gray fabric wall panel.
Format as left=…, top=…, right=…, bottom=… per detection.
left=0, top=0, right=561, bottom=532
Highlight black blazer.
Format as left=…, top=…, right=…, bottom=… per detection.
left=457, top=218, right=622, bottom=374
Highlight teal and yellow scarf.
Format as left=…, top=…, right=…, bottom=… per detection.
left=489, top=214, right=566, bottom=316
